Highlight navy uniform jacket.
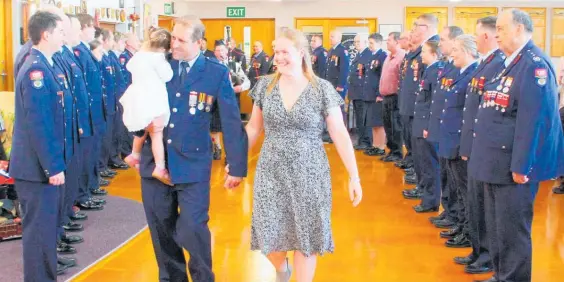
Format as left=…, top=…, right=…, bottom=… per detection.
left=53, top=52, right=77, bottom=163
left=248, top=51, right=270, bottom=86
left=74, top=43, right=106, bottom=135
left=399, top=35, right=440, bottom=116
left=119, top=49, right=134, bottom=87
left=325, top=43, right=350, bottom=96
left=438, top=62, right=478, bottom=159
left=14, top=40, right=33, bottom=77
left=398, top=52, right=410, bottom=94
left=412, top=61, right=444, bottom=138
left=312, top=46, right=327, bottom=78
left=108, top=51, right=127, bottom=99
left=426, top=61, right=459, bottom=143
left=362, top=49, right=388, bottom=102
left=459, top=50, right=506, bottom=157
left=139, top=55, right=248, bottom=183
left=60, top=46, right=92, bottom=138
left=10, top=49, right=66, bottom=181
left=101, top=54, right=117, bottom=116
left=228, top=47, right=247, bottom=72
left=469, top=40, right=564, bottom=184
left=347, top=48, right=372, bottom=100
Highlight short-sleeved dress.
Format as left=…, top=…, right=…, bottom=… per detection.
left=249, top=76, right=344, bottom=256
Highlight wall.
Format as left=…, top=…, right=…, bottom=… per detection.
left=170, top=0, right=563, bottom=63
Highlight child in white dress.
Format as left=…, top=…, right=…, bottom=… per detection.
left=120, top=28, right=174, bottom=185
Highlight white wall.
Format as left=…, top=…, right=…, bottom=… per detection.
left=167, top=0, right=563, bottom=63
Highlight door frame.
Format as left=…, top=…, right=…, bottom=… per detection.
left=1, top=0, right=14, bottom=91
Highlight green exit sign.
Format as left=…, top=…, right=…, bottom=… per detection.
left=227, top=7, right=245, bottom=18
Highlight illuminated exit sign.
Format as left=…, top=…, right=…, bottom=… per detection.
left=227, top=7, right=245, bottom=18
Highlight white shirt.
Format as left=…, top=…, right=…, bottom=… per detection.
left=32, top=47, right=53, bottom=67
left=179, top=53, right=200, bottom=74
left=504, top=41, right=529, bottom=67
left=460, top=60, right=477, bottom=74
left=479, top=48, right=497, bottom=63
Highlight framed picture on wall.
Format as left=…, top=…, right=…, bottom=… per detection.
left=378, top=24, right=402, bottom=37
left=119, top=0, right=124, bottom=9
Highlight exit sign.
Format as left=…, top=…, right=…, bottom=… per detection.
left=227, top=7, right=245, bottom=18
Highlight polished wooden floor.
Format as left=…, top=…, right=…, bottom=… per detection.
left=73, top=139, right=564, bottom=282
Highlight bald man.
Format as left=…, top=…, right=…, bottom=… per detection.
left=247, top=40, right=270, bottom=89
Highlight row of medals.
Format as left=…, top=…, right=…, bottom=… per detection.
left=188, top=91, right=213, bottom=115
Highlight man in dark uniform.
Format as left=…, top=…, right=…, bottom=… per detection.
left=470, top=9, right=564, bottom=282
left=325, top=30, right=350, bottom=99
left=456, top=16, right=505, bottom=275
left=228, top=38, right=247, bottom=72
left=363, top=33, right=388, bottom=156
left=74, top=13, right=108, bottom=208
left=201, top=38, right=215, bottom=58
left=247, top=41, right=270, bottom=89
left=348, top=33, right=373, bottom=150
left=310, top=34, right=327, bottom=78
left=107, top=32, right=129, bottom=170
left=398, top=14, right=440, bottom=185
left=118, top=33, right=140, bottom=156
left=10, top=11, right=71, bottom=279
left=14, top=40, right=33, bottom=76
left=139, top=15, right=248, bottom=281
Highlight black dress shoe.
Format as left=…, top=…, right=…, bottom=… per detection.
left=91, top=188, right=108, bottom=196
left=429, top=211, right=446, bottom=223
left=404, top=173, right=417, bottom=184
left=381, top=154, right=402, bottom=162
left=57, top=263, right=69, bottom=275
left=70, top=212, right=88, bottom=221
left=90, top=197, right=106, bottom=205
left=394, top=160, right=407, bottom=168
left=77, top=201, right=104, bottom=210
left=434, top=218, right=457, bottom=228
left=109, top=162, right=129, bottom=170
left=413, top=205, right=439, bottom=213
left=58, top=257, right=77, bottom=267
left=61, top=234, right=84, bottom=244
left=403, top=191, right=422, bottom=200
left=553, top=184, right=564, bottom=194
left=465, top=262, right=493, bottom=274
left=63, top=222, right=84, bottom=232
left=364, top=147, right=386, bottom=156
left=440, top=226, right=462, bottom=239
left=454, top=254, right=476, bottom=265
left=445, top=234, right=471, bottom=248
left=57, top=257, right=76, bottom=267
left=354, top=144, right=370, bottom=151
left=402, top=187, right=421, bottom=196
left=57, top=242, right=77, bottom=254
left=98, top=178, right=110, bottom=187
left=100, top=170, right=115, bottom=179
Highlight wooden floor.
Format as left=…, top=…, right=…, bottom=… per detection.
left=72, top=140, right=564, bottom=282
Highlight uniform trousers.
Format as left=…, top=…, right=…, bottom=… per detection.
left=413, top=138, right=440, bottom=208
left=110, top=107, right=125, bottom=165
left=353, top=100, right=373, bottom=147
left=467, top=174, right=491, bottom=265
left=64, top=144, right=82, bottom=222
left=483, top=181, right=538, bottom=282
left=447, top=158, right=468, bottom=229
left=401, top=115, right=414, bottom=165
left=99, top=113, right=115, bottom=172
left=15, top=180, right=59, bottom=282
left=141, top=178, right=214, bottom=282
left=440, top=157, right=459, bottom=222
left=78, top=136, right=95, bottom=203
left=118, top=104, right=133, bottom=157
left=382, top=95, right=403, bottom=158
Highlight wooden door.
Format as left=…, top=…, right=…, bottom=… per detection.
left=295, top=18, right=377, bottom=50
left=503, top=7, right=547, bottom=51
left=158, top=15, right=175, bottom=32
left=552, top=8, right=564, bottom=57
left=454, top=7, right=498, bottom=35
left=0, top=0, right=14, bottom=91
left=405, top=7, right=448, bottom=33
left=201, top=19, right=275, bottom=114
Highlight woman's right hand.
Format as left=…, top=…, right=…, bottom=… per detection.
left=349, top=179, right=363, bottom=207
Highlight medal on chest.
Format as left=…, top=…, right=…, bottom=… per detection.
left=57, top=91, right=65, bottom=107
left=478, top=76, right=485, bottom=95
left=495, top=93, right=510, bottom=112
left=503, top=77, right=513, bottom=94
left=357, top=63, right=364, bottom=78
left=189, top=91, right=197, bottom=115
left=205, top=95, right=213, bottom=112
left=198, top=93, right=206, bottom=111
left=334, top=55, right=339, bottom=66
left=412, top=60, right=419, bottom=81
left=57, top=74, right=68, bottom=89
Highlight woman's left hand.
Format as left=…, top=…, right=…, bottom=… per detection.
left=349, top=180, right=363, bottom=207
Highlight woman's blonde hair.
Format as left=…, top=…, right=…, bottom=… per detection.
left=267, top=27, right=318, bottom=94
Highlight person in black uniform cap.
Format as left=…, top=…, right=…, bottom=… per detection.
left=201, top=38, right=215, bottom=58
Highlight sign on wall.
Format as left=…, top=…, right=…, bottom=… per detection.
left=227, top=7, right=245, bottom=18
left=164, top=3, right=172, bottom=15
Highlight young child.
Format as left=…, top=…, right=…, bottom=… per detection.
left=120, top=28, right=174, bottom=185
